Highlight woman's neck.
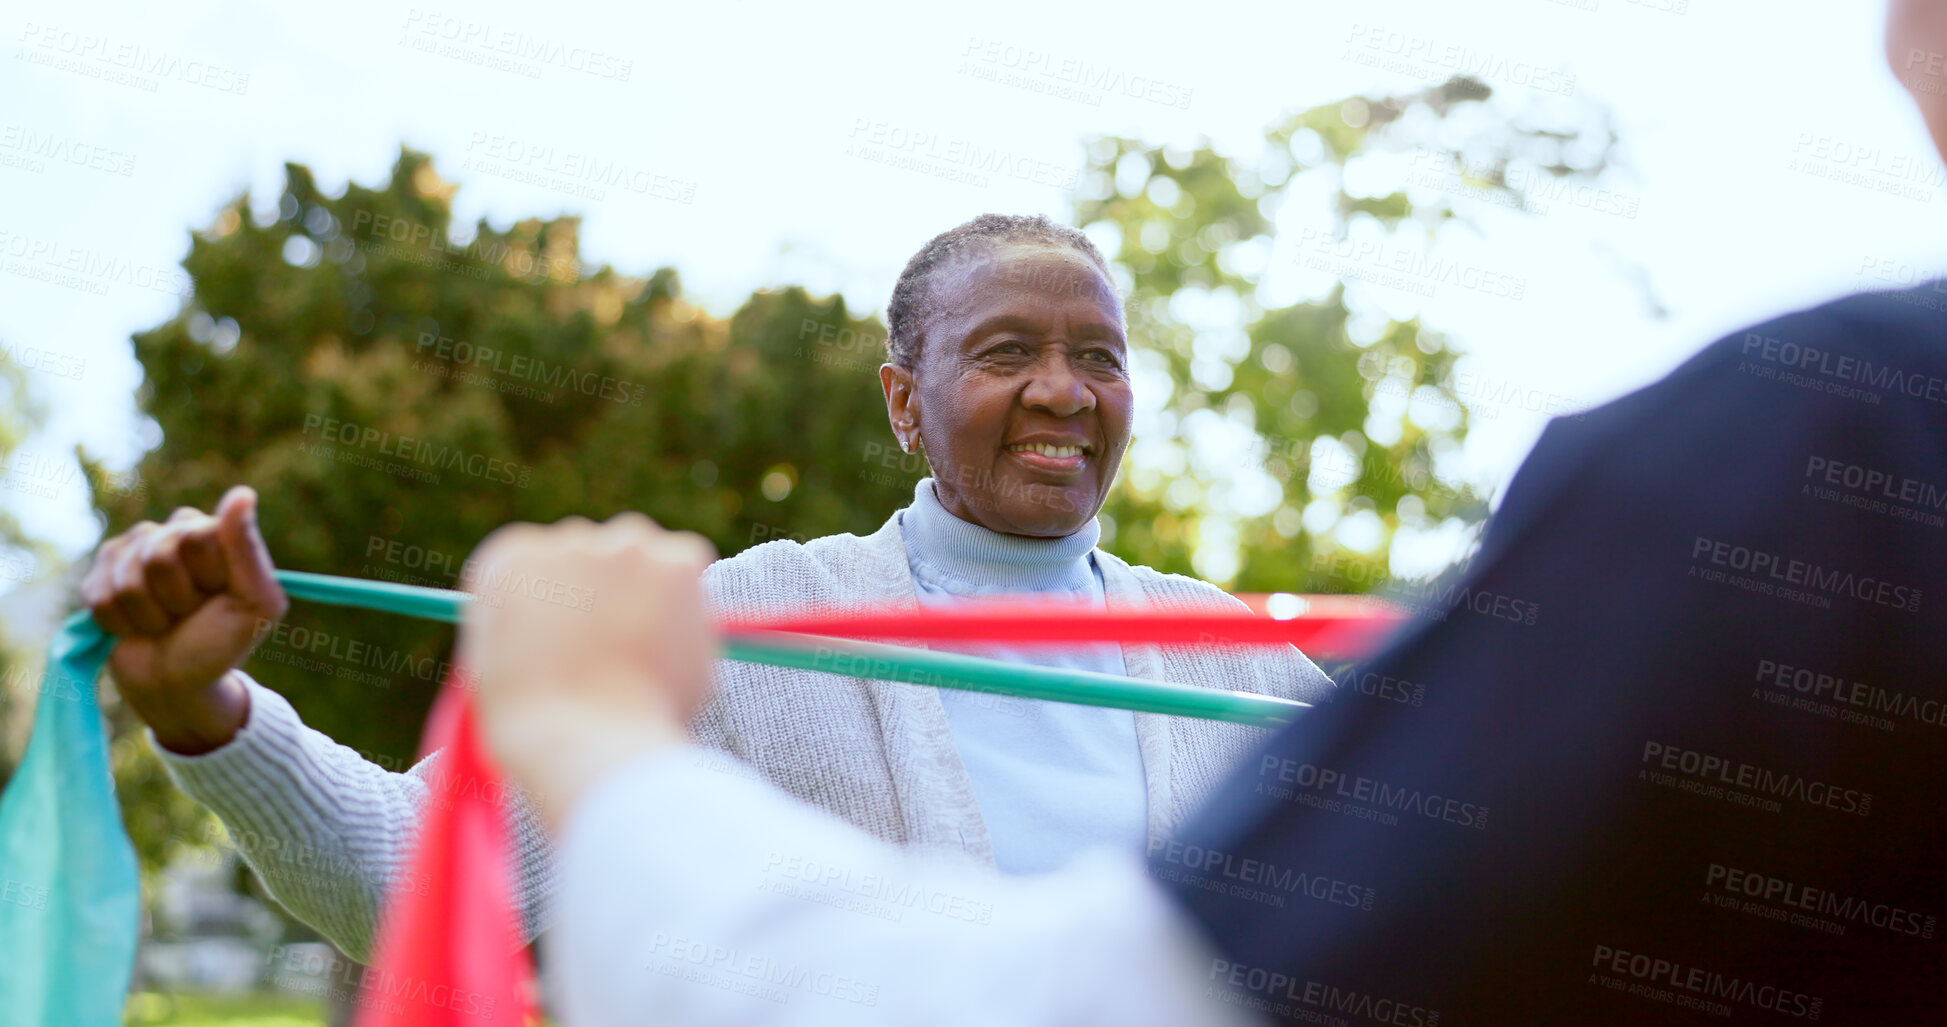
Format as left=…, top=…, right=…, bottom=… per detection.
left=899, top=478, right=1098, bottom=594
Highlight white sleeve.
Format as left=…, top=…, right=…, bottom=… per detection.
left=155, top=672, right=556, bottom=960
left=549, top=746, right=1261, bottom=1027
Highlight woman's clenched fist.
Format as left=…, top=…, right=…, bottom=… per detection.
left=80, top=485, right=287, bottom=754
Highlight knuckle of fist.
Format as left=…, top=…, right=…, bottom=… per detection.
left=147, top=533, right=182, bottom=563
left=111, top=559, right=141, bottom=592
left=607, top=511, right=655, bottom=532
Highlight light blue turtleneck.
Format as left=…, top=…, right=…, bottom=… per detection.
left=897, top=477, right=1148, bottom=875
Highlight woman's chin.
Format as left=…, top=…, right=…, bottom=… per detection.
left=989, top=484, right=1099, bottom=537
left=935, top=469, right=1104, bottom=536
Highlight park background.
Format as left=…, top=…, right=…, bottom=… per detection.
left=2, top=0, right=1945, bottom=1023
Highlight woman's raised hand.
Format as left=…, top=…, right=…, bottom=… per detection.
left=79, top=485, right=288, bottom=754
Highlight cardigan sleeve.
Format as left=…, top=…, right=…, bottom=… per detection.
left=157, top=666, right=759, bottom=964
left=150, top=557, right=774, bottom=961
left=155, top=672, right=557, bottom=962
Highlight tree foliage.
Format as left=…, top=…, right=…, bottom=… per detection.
left=96, top=150, right=908, bottom=770
left=1080, top=76, right=1619, bottom=591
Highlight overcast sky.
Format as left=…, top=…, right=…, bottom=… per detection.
left=3, top=0, right=1943, bottom=579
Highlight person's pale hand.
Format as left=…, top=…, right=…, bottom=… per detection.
left=79, top=485, right=287, bottom=754
left=459, top=513, right=718, bottom=829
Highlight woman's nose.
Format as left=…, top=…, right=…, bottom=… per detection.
left=1020, top=358, right=1095, bottom=416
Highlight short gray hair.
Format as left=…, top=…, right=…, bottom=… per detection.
left=883, top=213, right=1116, bottom=368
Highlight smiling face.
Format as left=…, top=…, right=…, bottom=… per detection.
left=879, top=242, right=1133, bottom=537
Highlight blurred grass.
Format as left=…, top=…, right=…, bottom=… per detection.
left=124, top=992, right=325, bottom=1026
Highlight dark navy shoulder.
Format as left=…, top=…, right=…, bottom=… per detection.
left=1717, top=281, right=1947, bottom=370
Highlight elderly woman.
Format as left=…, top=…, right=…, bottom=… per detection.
left=83, top=213, right=1335, bottom=961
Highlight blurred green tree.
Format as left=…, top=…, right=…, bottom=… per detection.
left=93, top=149, right=910, bottom=776
left=1079, top=76, right=1620, bottom=591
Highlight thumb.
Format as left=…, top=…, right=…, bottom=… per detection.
left=215, top=485, right=287, bottom=614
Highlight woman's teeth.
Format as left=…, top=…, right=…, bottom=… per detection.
left=1008, top=444, right=1084, bottom=458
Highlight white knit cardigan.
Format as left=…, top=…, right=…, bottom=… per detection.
left=160, top=509, right=1337, bottom=961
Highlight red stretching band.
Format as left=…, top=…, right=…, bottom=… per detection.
left=722, top=595, right=1407, bottom=656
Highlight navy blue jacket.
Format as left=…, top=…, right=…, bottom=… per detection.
left=1165, top=284, right=1947, bottom=1025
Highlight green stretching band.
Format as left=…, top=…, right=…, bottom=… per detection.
left=277, top=570, right=473, bottom=624
left=272, top=570, right=1311, bottom=729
